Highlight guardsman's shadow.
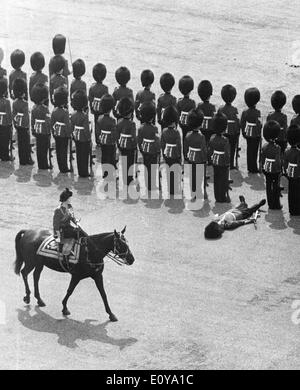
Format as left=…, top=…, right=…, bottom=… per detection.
left=287, top=216, right=300, bottom=235
left=0, top=161, right=15, bottom=178
left=164, top=197, right=185, bottom=214
left=17, top=307, right=137, bottom=350
left=192, top=199, right=211, bottom=218
left=211, top=201, right=232, bottom=216
left=73, top=177, right=95, bottom=195
left=230, top=169, right=244, bottom=188
left=244, top=173, right=265, bottom=191
left=53, top=172, right=75, bottom=189
left=264, top=209, right=287, bottom=230
left=14, top=165, right=34, bottom=183
left=33, top=170, right=53, bottom=187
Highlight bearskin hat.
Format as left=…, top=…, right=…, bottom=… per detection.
left=0, top=78, right=7, bottom=97
left=10, top=49, right=25, bottom=69
left=139, top=101, right=156, bottom=123
left=99, top=94, right=114, bottom=113
left=0, top=47, right=4, bottom=64
left=212, top=111, right=228, bottom=135
left=187, top=108, right=204, bottom=129
left=115, top=66, right=131, bottom=86
left=52, top=34, right=66, bottom=55
left=221, top=84, right=237, bottom=104
left=204, top=221, right=223, bottom=239
left=287, top=125, right=300, bottom=146
left=53, top=86, right=68, bottom=107
left=292, top=95, right=300, bottom=114
left=178, top=75, right=194, bottom=96
left=60, top=188, right=73, bottom=202
left=162, top=105, right=179, bottom=127
left=160, top=73, right=175, bottom=92
left=244, top=87, right=260, bottom=107
left=12, top=78, right=27, bottom=99
left=271, top=90, right=286, bottom=111
left=117, top=97, right=134, bottom=117
left=141, top=69, right=154, bottom=87
left=30, top=52, right=45, bottom=71
left=263, top=120, right=281, bottom=142
left=198, top=80, right=213, bottom=101
left=72, top=59, right=85, bottom=79
left=51, top=55, right=65, bottom=74
left=71, top=89, right=88, bottom=111
left=31, top=83, right=48, bottom=104
left=92, top=63, right=107, bottom=82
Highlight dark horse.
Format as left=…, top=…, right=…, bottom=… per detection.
left=14, top=226, right=135, bottom=321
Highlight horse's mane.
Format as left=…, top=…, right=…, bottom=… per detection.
left=89, top=232, right=114, bottom=240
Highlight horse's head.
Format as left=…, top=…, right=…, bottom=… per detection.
left=113, top=226, right=135, bottom=266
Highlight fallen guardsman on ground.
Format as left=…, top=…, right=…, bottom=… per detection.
left=204, top=196, right=266, bottom=239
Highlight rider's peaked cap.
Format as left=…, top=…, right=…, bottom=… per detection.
left=141, top=69, right=154, bottom=87
left=30, top=52, right=45, bottom=71
left=13, top=78, right=27, bottom=98
left=212, top=111, right=228, bottom=134
left=160, top=73, right=175, bottom=92
left=198, top=80, right=213, bottom=101
left=139, top=101, right=156, bottom=123
left=115, top=66, right=131, bottom=86
left=10, top=49, right=25, bottom=69
left=162, top=105, right=179, bottom=126
left=72, top=59, right=85, bottom=79
left=93, top=63, right=107, bottom=82
left=221, top=84, right=237, bottom=104
left=263, top=120, right=281, bottom=142
left=187, top=108, right=204, bottom=129
left=52, top=34, right=66, bottom=55
left=60, top=188, right=73, bottom=202
left=178, top=75, right=194, bottom=95
left=244, top=87, right=260, bottom=107
left=117, top=96, right=134, bottom=117
left=100, top=94, right=114, bottom=113
left=271, top=90, right=286, bottom=111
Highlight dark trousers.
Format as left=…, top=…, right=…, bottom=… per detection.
left=226, top=134, right=238, bottom=168
left=93, top=113, right=100, bottom=145
left=120, top=148, right=135, bottom=186
left=100, top=144, right=116, bottom=177
left=264, top=172, right=281, bottom=209
left=246, top=137, right=260, bottom=172
left=36, top=134, right=50, bottom=169
left=142, top=153, right=158, bottom=191
left=236, top=200, right=265, bottom=220
left=288, top=178, right=300, bottom=216
left=55, top=137, right=69, bottom=173
left=164, top=157, right=181, bottom=195
left=180, top=125, right=189, bottom=156
left=213, top=165, right=229, bottom=202
left=75, top=141, right=90, bottom=177
left=0, top=125, right=10, bottom=161
left=16, top=126, right=32, bottom=165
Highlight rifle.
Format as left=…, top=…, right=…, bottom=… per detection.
left=48, top=138, right=54, bottom=170
left=69, top=136, right=75, bottom=173
left=89, top=140, right=96, bottom=177
left=235, top=133, right=241, bottom=169
left=158, top=152, right=162, bottom=193
left=9, top=126, right=15, bottom=161
left=258, top=117, right=263, bottom=173
left=253, top=210, right=260, bottom=229
left=203, top=163, right=208, bottom=200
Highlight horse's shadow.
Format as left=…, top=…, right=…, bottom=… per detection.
left=17, top=307, right=137, bottom=350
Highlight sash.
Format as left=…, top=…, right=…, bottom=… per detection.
left=245, top=121, right=260, bottom=138
left=92, top=97, right=101, bottom=112
left=99, top=130, right=112, bottom=145
left=187, top=147, right=201, bottom=163
left=73, top=125, right=84, bottom=141
left=53, top=121, right=65, bottom=137
left=164, top=143, right=177, bottom=159
left=34, top=119, right=45, bottom=135
left=119, top=133, right=132, bottom=149
left=263, top=158, right=276, bottom=173
left=287, top=163, right=298, bottom=178
left=141, top=138, right=155, bottom=154
left=0, top=112, right=6, bottom=126
left=225, top=119, right=236, bottom=135
left=179, top=111, right=188, bottom=126
left=14, top=112, right=24, bottom=127
left=212, top=150, right=225, bottom=166
left=202, top=116, right=212, bottom=131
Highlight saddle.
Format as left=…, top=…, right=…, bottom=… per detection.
left=37, top=235, right=82, bottom=264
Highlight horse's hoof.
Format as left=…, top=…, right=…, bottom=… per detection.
left=109, top=314, right=118, bottom=322
left=37, top=300, right=46, bottom=307
left=23, top=296, right=30, bottom=304
left=62, top=308, right=70, bottom=316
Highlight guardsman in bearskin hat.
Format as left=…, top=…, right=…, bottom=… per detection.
left=209, top=112, right=231, bottom=203
left=204, top=196, right=266, bottom=239
left=97, top=94, right=117, bottom=179
left=88, top=63, right=109, bottom=144
left=0, top=78, right=12, bottom=161
left=116, top=97, right=137, bottom=188
left=266, top=90, right=287, bottom=155
left=49, top=34, right=71, bottom=80
left=160, top=105, right=182, bottom=197
left=157, top=73, right=177, bottom=131
left=70, top=90, right=91, bottom=177
left=0, top=48, right=7, bottom=80
left=51, top=86, right=71, bottom=173
left=31, top=83, right=51, bottom=169
left=284, top=125, right=300, bottom=216
left=9, top=49, right=28, bottom=100
left=135, top=69, right=156, bottom=122
left=53, top=188, right=78, bottom=262
left=29, top=52, right=48, bottom=103
left=261, top=120, right=282, bottom=209
left=197, top=80, right=216, bottom=164
left=290, top=95, right=300, bottom=127
left=70, top=59, right=87, bottom=98
left=112, top=66, right=134, bottom=119
left=176, top=75, right=196, bottom=153
left=49, top=55, right=68, bottom=106
left=12, top=78, right=34, bottom=165
left=219, top=84, right=240, bottom=169
left=137, top=102, right=160, bottom=193
left=241, top=87, right=262, bottom=173
left=184, top=108, right=207, bottom=202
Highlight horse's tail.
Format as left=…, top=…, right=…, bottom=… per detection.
left=14, top=230, right=26, bottom=275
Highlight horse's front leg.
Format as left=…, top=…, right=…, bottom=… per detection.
left=94, top=273, right=118, bottom=322
left=62, top=275, right=80, bottom=316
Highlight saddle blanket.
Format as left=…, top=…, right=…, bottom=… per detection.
left=37, top=236, right=81, bottom=264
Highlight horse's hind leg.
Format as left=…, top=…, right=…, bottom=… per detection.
left=21, top=264, right=34, bottom=304
left=33, top=265, right=46, bottom=307
left=94, top=273, right=118, bottom=322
